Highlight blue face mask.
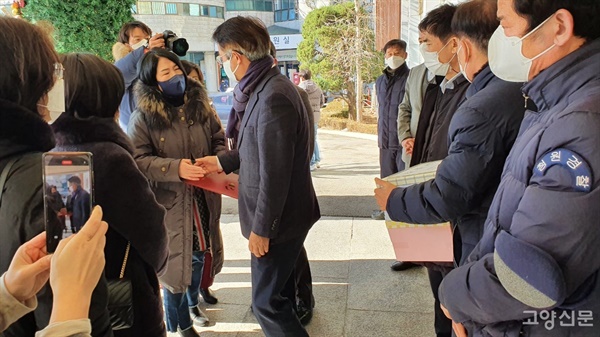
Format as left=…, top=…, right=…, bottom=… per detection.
left=158, top=74, right=186, bottom=97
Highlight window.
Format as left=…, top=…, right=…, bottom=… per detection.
left=131, top=4, right=137, bottom=14
left=208, top=6, right=217, bottom=17
left=225, top=0, right=273, bottom=12
left=274, top=0, right=296, bottom=22
left=165, top=3, right=177, bottom=14
left=189, top=3, right=200, bottom=16
left=216, top=7, right=224, bottom=18
left=151, top=2, right=165, bottom=14
left=182, top=3, right=190, bottom=15
left=137, top=1, right=152, bottom=14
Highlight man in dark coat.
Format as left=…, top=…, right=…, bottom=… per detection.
left=199, top=16, right=320, bottom=337
left=375, top=39, right=410, bottom=178
left=66, top=175, right=90, bottom=233
left=438, top=1, right=600, bottom=336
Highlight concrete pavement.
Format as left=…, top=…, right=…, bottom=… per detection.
left=171, top=130, right=435, bottom=337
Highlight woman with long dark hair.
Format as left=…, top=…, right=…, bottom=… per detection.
left=128, top=49, right=226, bottom=337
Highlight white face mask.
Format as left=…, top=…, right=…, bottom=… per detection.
left=488, top=16, right=555, bottom=83
left=38, top=78, right=65, bottom=123
left=385, top=56, right=405, bottom=70
left=420, top=41, right=455, bottom=76
left=456, top=45, right=471, bottom=83
left=223, top=58, right=240, bottom=83
left=130, top=38, right=148, bottom=50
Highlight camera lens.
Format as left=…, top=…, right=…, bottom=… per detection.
left=171, top=38, right=189, bottom=57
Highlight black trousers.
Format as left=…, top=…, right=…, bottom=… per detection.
left=295, top=246, right=314, bottom=308
left=427, top=267, right=452, bottom=337
left=379, top=148, right=405, bottom=178
left=251, top=234, right=309, bottom=337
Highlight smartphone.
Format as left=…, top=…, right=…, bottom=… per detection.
left=43, top=152, right=94, bottom=253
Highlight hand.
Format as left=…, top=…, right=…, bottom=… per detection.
left=441, top=304, right=468, bottom=337
left=148, top=33, right=165, bottom=49
left=179, top=159, right=206, bottom=181
left=49, top=206, right=108, bottom=324
left=4, top=232, right=52, bottom=302
left=195, top=156, right=222, bottom=174
left=248, top=232, right=270, bottom=258
left=374, top=177, right=396, bottom=211
left=402, top=138, right=415, bottom=155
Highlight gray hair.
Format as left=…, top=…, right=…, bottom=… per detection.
left=212, top=16, right=271, bottom=62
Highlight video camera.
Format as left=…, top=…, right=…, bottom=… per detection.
left=163, top=30, right=189, bottom=57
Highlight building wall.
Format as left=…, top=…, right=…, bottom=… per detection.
left=224, top=10, right=274, bottom=26
left=134, top=0, right=226, bottom=92
left=375, top=0, right=401, bottom=51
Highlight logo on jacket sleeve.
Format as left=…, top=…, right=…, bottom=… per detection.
left=533, top=148, right=592, bottom=192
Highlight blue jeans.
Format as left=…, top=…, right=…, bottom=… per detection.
left=310, top=124, right=320, bottom=166
left=163, top=251, right=205, bottom=332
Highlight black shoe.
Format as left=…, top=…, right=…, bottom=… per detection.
left=200, top=287, right=218, bottom=305
left=296, top=302, right=313, bottom=326
left=178, top=326, right=200, bottom=337
left=390, top=261, right=419, bottom=271
left=189, top=306, right=209, bottom=326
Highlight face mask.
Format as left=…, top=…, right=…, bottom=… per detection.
left=158, top=74, right=186, bottom=97
left=488, top=16, right=555, bottom=83
left=130, top=39, right=148, bottom=50
left=420, top=41, right=455, bottom=76
left=38, top=78, right=66, bottom=123
left=385, top=56, right=405, bottom=70
left=223, top=58, right=240, bottom=82
left=456, top=45, right=471, bottom=83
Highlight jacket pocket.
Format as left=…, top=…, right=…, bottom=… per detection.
left=153, top=188, right=177, bottom=210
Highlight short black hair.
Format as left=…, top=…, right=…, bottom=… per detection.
left=118, top=21, right=152, bottom=44
left=68, top=176, right=81, bottom=185
left=299, top=69, right=311, bottom=80
left=181, top=60, right=204, bottom=82
left=138, top=49, right=187, bottom=87
left=382, top=39, right=407, bottom=53
left=418, top=4, right=457, bottom=42
left=60, top=53, right=124, bottom=119
left=212, top=16, right=271, bottom=61
left=513, top=0, right=600, bottom=41
left=451, top=0, right=498, bottom=51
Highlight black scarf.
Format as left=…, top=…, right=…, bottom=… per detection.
left=225, top=56, right=274, bottom=141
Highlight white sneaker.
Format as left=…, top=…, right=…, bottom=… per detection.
left=310, top=164, right=317, bottom=171
left=316, top=162, right=321, bottom=168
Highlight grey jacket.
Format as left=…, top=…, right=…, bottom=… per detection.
left=397, top=63, right=429, bottom=167
left=128, top=79, right=227, bottom=293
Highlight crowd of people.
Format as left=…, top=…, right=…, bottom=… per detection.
left=0, top=0, right=598, bottom=337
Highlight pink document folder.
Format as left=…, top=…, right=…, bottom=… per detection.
left=385, top=221, right=454, bottom=262
left=185, top=173, right=239, bottom=199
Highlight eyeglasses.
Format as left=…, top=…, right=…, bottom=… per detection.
left=54, top=63, right=64, bottom=80
left=216, top=50, right=244, bottom=65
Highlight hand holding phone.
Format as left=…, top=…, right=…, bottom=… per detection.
left=43, top=152, right=94, bottom=253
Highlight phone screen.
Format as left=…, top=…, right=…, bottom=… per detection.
left=43, top=152, right=93, bottom=253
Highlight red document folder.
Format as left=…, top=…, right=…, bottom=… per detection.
left=185, top=173, right=239, bottom=199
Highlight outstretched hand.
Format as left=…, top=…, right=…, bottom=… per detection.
left=374, top=177, right=396, bottom=211
left=194, top=156, right=222, bottom=174
left=4, top=232, right=52, bottom=302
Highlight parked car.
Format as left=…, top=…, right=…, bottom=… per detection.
left=208, top=92, right=233, bottom=129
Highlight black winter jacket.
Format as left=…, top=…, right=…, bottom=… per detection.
left=0, top=99, right=112, bottom=337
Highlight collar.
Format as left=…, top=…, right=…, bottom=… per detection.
left=466, top=64, right=495, bottom=99
left=51, top=115, right=134, bottom=154
left=427, top=69, right=436, bottom=83
left=523, top=38, right=600, bottom=111
left=383, top=63, right=409, bottom=78
left=440, top=73, right=465, bottom=94
left=0, top=98, right=55, bottom=161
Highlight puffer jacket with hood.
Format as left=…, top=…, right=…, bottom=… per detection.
left=128, top=78, right=227, bottom=293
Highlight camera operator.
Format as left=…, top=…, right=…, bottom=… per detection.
left=113, top=21, right=165, bottom=130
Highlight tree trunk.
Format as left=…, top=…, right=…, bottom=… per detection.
left=346, top=84, right=357, bottom=120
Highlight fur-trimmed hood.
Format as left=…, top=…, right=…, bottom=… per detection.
left=51, top=114, right=135, bottom=154
left=0, top=98, right=55, bottom=160
left=134, top=77, right=213, bottom=131
left=112, top=42, right=132, bottom=62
